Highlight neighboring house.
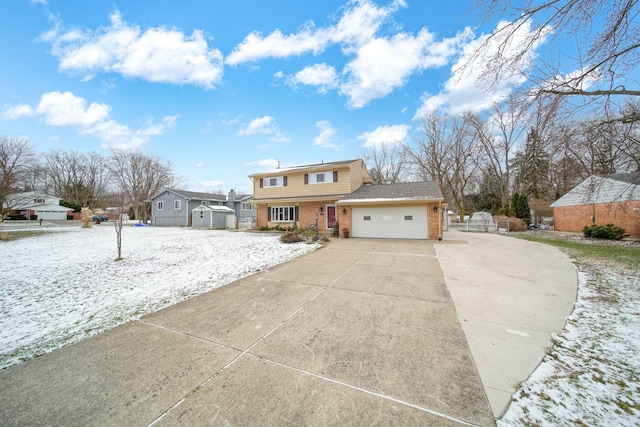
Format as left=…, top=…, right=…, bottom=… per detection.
left=249, top=159, right=445, bottom=240
left=3, top=191, right=73, bottom=221
left=150, top=189, right=255, bottom=227
left=550, top=173, right=640, bottom=238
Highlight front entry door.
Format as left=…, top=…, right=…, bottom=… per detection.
left=326, top=205, right=336, bottom=230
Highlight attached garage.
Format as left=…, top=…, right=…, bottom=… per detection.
left=352, top=206, right=428, bottom=239
left=338, top=182, right=444, bottom=241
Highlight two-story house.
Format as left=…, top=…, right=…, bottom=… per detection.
left=249, top=159, right=445, bottom=240
left=3, top=191, right=73, bottom=221
left=150, top=189, right=255, bottom=227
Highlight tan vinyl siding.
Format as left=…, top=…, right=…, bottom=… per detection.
left=349, top=159, right=371, bottom=190
left=253, top=165, right=355, bottom=199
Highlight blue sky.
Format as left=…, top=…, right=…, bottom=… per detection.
left=1, top=0, right=546, bottom=194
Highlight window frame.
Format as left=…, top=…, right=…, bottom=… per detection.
left=157, top=201, right=164, bottom=211
left=174, top=200, right=181, bottom=210
left=269, top=206, right=299, bottom=222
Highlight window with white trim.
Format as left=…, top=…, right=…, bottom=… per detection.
left=174, top=200, right=181, bottom=210
left=309, top=171, right=333, bottom=184
left=262, top=176, right=284, bottom=187
left=157, top=201, right=164, bottom=210
left=270, top=206, right=298, bottom=222
left=242, top=202, right=253, bottom=211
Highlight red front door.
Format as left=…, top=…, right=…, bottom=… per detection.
left=326, top=205, right=336, bottom=230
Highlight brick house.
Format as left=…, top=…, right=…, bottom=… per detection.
left=249, top=159, right=445, bottom=240
left=550, top=173, right=640, bottom=238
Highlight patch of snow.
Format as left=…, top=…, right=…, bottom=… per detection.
left=498, top=259, right=640, bottom=426
left=0, top=225, right=317, bottom=369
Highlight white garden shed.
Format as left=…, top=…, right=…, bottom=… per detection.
left=191, top=205, right=236, bottom=229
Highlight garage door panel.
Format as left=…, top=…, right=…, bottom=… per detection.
left=352, top=206, right=428, bottom=239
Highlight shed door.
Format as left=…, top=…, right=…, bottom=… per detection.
left=352, top=206, right=428, bottom=239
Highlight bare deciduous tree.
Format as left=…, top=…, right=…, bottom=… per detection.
left=0, top=136, right=36, bottom=217
left=406, top=112, right=480, bottom=221
left=468, top=97, right=528, bottom=212
left=363, top=142, right=409, bottom=184
left=473, top=0, right=640, bottom=123
left=110, top=150, right=178, bottom=223
left=43, top=151, right=112, bottom=209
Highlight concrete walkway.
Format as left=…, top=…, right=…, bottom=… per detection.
left=0, top=231, right=577, bottom=426
left=435, top=230, right=577, bottom=418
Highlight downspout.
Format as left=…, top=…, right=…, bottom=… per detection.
left=438, top=201, right=442, bottom=241
left=186, top=197, right=191, bottom=227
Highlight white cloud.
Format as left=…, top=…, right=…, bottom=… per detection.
left=42, top=10, right=223, bottom=89
left=2, top=104, right=35, bottom=120
left=201, top=180, right=222, bottom=188
left=341, top=28, right=470, bottom=108
left=312, top=120, right=339, bottom=150
left=4, top=91, right=176, bottom=150
left=195, top=161, right=205, bottom=168
left=414, top=20, right=547, bottom=118
left=226, top=0, right=400, bottom=65
left=288, top=63, right=338, bottom=93
left=357, top=124, right=410, bottom=148
left=244, top=158, right=280, bottom=169
left=238, top=115, right=289, bottom=143
left=238, top=116, right=276, bottom=135
left=227, top=0, right=475, bottom=108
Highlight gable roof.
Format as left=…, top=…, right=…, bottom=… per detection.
left=151, top=188, right=252, bottom=202
left=192, top=205, right=235, bottom=213
left=550, top=173, right=640, bottom=207
left=338, top=182, right=443, bottom=203
left=249, top=159, right=363, bottom=178
left=164, top=189, right=227, bottom=201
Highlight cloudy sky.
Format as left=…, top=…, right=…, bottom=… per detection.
left=1, top=0, right=544, bottom=193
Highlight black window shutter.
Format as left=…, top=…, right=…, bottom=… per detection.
left=304, top=174, right=309, bottom=184
left=284, top=176, right=288, bottom=186
left=295, top=206, right=299, bottom=221
left=333, top=171, right=338, bottom=182
left=260, top=178, right=264, bottom=188
left=267, top=206, right=271, bottom=221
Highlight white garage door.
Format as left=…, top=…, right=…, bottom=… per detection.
left=352, top=206, right=428, bottom=239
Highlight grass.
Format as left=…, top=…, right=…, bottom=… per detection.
left=0, top=229, right=57, bottom=241
left=511, top=232, right=640, bottom=268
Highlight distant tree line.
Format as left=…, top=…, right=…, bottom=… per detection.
left=364, top=101, right=639, bottom=223
left=0, top=136, right=179, bottom=223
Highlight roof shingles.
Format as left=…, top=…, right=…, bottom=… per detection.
left=339, top=182, right=443, bottom=201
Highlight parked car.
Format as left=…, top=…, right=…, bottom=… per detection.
left=92, top=214, right=109, bottom=223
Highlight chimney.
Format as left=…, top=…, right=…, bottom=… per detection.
left=228, top=189, right=236, bottom=202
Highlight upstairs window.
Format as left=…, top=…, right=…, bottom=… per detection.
left=260, top=176, right=287, bottom=188
left=174, top=200, right=181, bottom=210
left=157, top=201, right=164, bottom=211
left=305, top=171, right=338, bottom=184
left=242, top=202, right=253, bottom=211
left=34, top=198, right=45, bottom=204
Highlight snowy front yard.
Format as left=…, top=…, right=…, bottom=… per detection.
left=0, top=223, right=317, bottom=370
left=498, top=237, right=640, bottom=426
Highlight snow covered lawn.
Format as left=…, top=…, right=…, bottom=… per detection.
left=0, top=223, right=317, bottom=370
left=499, top=238, right=640, bottom=426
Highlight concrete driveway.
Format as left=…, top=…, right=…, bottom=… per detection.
left=0, top=232, right=576, bottom=426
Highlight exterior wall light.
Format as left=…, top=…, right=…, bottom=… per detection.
left=342, top=208, right=347, bottom=214
left=433, top=206, right=438, bottom=213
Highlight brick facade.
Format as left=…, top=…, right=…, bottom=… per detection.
left=428, top=203, right=442, bottom=240
left=554, top=201, right=640, bottom=238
